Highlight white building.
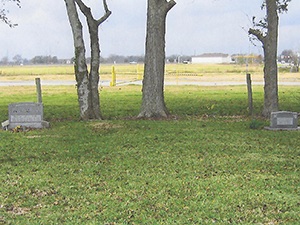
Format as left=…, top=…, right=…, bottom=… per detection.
left=191, top=53, right=233, bottom=64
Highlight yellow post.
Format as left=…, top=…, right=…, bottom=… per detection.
left=110, top=66, right=116, bottom=86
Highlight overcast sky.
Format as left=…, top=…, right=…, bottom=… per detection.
left=1, top=0, right=300, bottom=60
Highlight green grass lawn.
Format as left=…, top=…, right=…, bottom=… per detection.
left=0, top=85, right=299, bottom=224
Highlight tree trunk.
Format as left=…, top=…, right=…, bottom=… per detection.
left=64, top=0, right=94, bottom=120
left=262, top=0, right=279, bottom=117
left=138, top=0, right=176, bottom=118
left=65, top=0, right=111, bottom=120
left=76, top=1, right=102, bottom=119
left=263, top=0, right=279, bottom=117
left=89, top=24, right=102, bottom=119
left=249, top=0, right=279, bottom=117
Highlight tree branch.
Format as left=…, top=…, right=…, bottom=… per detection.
left=157, top=0, right=176, bottom=16
left=166, top=0, right=176, bottom=11
left=74, top=0, right=93, bottom=21
left=97, top=0, right=111, bottom=25
left=74, top=0, right=111, bottom=26
left=248, top=28, right=266, bottom=44
left=0, top=0, right=21, bottom=27
left=103, top=0, right=110, bottom=14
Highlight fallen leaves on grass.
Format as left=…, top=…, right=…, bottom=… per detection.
left=89, top=122, right=123, bottom=131
left=3, top=205, right=31, bottom=216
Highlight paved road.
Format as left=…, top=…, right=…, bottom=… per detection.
left=1, top=80, right=300, bottom=86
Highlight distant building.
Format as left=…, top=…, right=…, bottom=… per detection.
left=191, top=53, right=233, bottom=64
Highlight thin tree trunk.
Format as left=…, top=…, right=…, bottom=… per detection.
left=64, top=0, right=93, bottom=120
left=65, top=0, right=111, bottom=120
left=75, top=0, right=111, bottom=120
left=138, top=0, right=176, bottom=118
left=89, top=24, right=102, bottom=119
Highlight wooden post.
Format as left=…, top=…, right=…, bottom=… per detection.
left=35, top=78, right=42, bottom=103
left=246, top=73, right=253, bottom=116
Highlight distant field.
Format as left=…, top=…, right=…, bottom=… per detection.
left=0, top=63, right=262, bottom=76
left=0, top=63, right=262, bottom=80
left=1, top=63, right=299, bottom=85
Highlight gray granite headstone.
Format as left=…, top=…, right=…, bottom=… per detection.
left=265, top=111, right=299, bottom=131
left=7, top=102, right=49, bottom=129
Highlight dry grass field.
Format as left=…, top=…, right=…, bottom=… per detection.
left=1, top=63, right=299, bottom=83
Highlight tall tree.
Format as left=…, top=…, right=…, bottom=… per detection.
left=138, top=0, right=176, bottom=118
left=0, top=0, right=20, bottom=27
left=248, top=0, right=291, bottom=117
left=64, top=0, right=111, bottom=120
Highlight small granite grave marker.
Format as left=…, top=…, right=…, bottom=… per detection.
left=265, top=111, right=299, bottom=131
left=1, top=78, right=50, bottom=130
left=7, top=102, right=49, bottom=129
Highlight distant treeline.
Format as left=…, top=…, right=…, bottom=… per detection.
left=1, top=50, right=298, bottom=66
left=0, top=54, right=193, bottom=65
left=0, top=55, right=69, bottom=65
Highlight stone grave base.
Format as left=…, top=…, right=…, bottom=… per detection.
left=2, top=120, right=50, bottom=130
left=264, top=126, right=300, bottom=131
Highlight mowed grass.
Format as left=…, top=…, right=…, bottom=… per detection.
left=0, top=85, right=299, bottom=224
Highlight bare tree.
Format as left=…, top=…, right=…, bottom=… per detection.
left=138, top=0, right=176, bottom=118
left=0, top=0, right=20, bottom=27
left=64, top=0, right=111, bottom=120
left=248, top=0, right=291, bottom=117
